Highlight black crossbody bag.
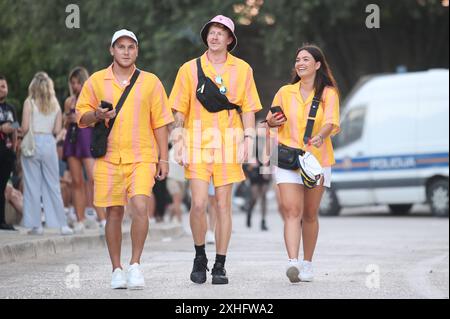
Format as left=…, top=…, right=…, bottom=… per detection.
left=274, top=94, right=321, bottom=170
left=195, top=58, right=242, bottom=114
left=90, top=69, right=140, bottom=158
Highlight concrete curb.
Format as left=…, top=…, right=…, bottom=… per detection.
left=0, top=223, right=184, bottom=265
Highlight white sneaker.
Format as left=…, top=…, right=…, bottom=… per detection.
left=65, top=207, right=77, bottom=227
left=285, top=260, right=301, bottom=283
left=60, top=226, right=74, bottom=236
left=111, top=268, right=127, bottom=289
left=99, top=220, right=106, bottom=235
left=85, top=207, right=97, bottom=221
left=73, top=222, right=85, bottom=234
left=171, top=219, right=182, bottom=226
left=127, top=263, right=145, bottom=290
left=27, top=227, right=44, bottom=236
left=206, top=230, right=215, bottom=245
left=299, top=260, right=314, bottom=282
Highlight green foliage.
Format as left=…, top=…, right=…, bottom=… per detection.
left=0, top=0, right=448, bottom=117
left=257, top=0, right=449, bottom=93
left=0, top=0, right=241, bottom=113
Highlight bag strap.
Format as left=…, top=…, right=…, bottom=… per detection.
left=196, top=58, right=206, bottom=80
left=196, top=58, right=242, bottom=114
left=107, top=69, right=141, bottom=131
left=303, top=94, right=321, bottom=145
left=29, top=99, right=35, bottom=134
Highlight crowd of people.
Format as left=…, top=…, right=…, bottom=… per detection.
left=0, top=13, right=340, bottom=288
left=0, top=68, right=272, bottom=235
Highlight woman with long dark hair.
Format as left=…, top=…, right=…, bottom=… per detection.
left=266, top=44, right=341, bottom=283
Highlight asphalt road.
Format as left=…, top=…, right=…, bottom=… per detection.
left=0, top=204, right=448, bottom=299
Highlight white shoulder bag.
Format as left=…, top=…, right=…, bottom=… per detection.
left=20, top=100, right=36, bottom=157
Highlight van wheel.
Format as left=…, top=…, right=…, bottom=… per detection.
left=427, top=179, right=449, bottom=217
left=319, top=189, right=341, bottom=216
left=388, top=204, right=413, bottom=215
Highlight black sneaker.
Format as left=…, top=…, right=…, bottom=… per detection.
left=261, top=219, right=268, bottom=231
left=190, top=255, right=209, bottom=284
left=211, top=262, right=229, bottom=285
left=0, top=223, right=17, bottom=231
left=246, top=212, right=251, bottom=228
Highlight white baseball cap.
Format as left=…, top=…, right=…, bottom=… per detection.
left=111, top=29, right=138, bottom=47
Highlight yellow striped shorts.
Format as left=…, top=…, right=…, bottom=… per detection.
left=93, top=159, right=156, bottom=207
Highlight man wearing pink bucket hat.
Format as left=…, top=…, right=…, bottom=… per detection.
left=200, top=15, right=238, bottom=52
left=169, top=15, right=262, bottom=285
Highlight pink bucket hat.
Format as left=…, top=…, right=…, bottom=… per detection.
left=200, top=15, right=237, bottom=52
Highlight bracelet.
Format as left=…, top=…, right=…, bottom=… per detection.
left=318, top=134, right=324, bottom=142
left=159, top=159, right=169, bottom=163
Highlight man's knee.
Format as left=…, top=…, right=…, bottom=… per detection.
left=130, top=198, right=149, bottom=218
left=107, top=207, right=124, bottom=221
left=215, top=199, right=230, bottom=215
left=190, top=198, right=207, bottom=215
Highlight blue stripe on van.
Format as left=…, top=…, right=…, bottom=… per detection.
left=333, top=153, right=449, bottom=173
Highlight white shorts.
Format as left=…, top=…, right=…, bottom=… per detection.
left=274, top=166, right=332, bottom=188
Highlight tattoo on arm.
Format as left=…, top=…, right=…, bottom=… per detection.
left=174, top=112, right=185, bottom=129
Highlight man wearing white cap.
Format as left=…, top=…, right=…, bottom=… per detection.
left=169, top=15, right=262, bottom=285
left=76, top=29, right=174, bottom=289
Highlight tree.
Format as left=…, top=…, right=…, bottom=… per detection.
left=1, top=0, right=448, bottom=116
left=255, top=0, right=449, bottom=95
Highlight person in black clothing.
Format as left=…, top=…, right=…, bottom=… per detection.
left=153, top=178, right=171, bottom=223
left=0, top=75, right=19, bottom=231
left=243, top=124, right=271, bottom=231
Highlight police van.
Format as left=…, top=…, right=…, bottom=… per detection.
left=320, top=69, right=449, bottom=217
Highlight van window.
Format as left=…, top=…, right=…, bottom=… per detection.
left=335, top=107, right=366, bottom=148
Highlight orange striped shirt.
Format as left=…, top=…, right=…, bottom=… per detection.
left=76, top=64, right=174, bottom=164
left=169, top=52, right=262, bottom=157
left=269, top=82, right=340, bottom=166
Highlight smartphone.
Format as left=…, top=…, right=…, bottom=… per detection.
left=11, top=121, right=20, bottom=129
left=270, top=106, right=286, bottom=118
left=100, top=100, right=113, bottom=111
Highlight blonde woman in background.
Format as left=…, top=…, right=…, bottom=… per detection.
left=21, top=72, right=73, bottom=235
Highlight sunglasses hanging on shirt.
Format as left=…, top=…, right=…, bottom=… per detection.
left=215, top=75, right=227, bottom=95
